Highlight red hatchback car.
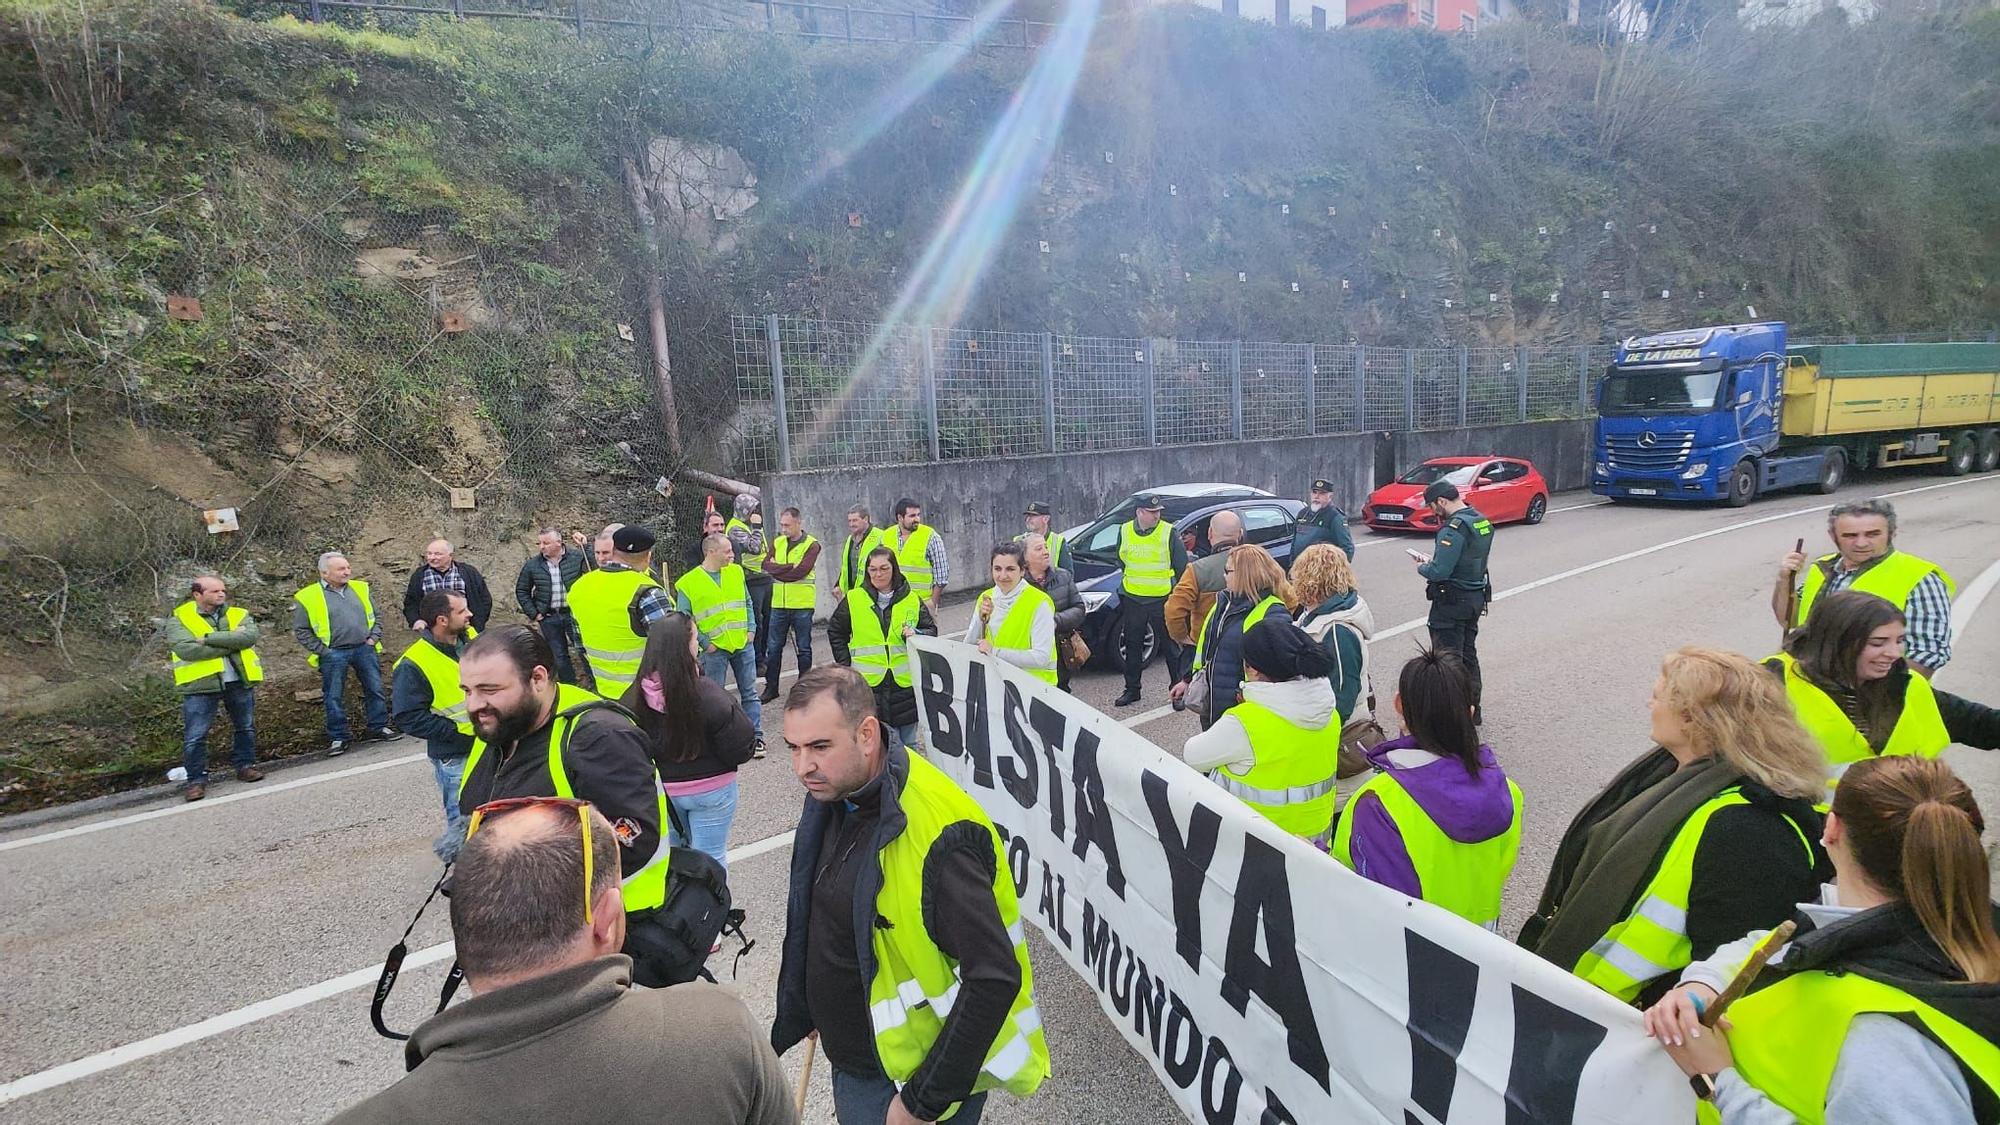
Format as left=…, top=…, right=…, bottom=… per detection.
left=1362, top=456, right=1551, bottom=533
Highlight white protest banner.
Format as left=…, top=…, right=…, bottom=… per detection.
left=909, top=636, right=1693, bottom=1125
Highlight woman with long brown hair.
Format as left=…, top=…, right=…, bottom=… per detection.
left=1647, top=756, right=2000, bottom=1122
left=1774, top=590, right=2000, bottom=791
left=1520, top=648, right=1828, bottom=1006
left=620, top=612, right=754, bottom=871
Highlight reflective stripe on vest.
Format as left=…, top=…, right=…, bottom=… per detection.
left=393, top=633, right=484, bottom=757
left=1772, top=652, right=1950, bottom=793
left=866, top=750, right=1049, bottom=1102
left=839, top=528, right=884, bottom=592
left=846, top=587, right=921, bottom=688
left=1795, top=550, right=1955, bottom=629
left=292, top=580, right=381, bottom=669
left=567, top=568, right=659, bottom=694
left=455, top=685, right=670, bottom=913
left=675, top=564, right=751, bottom=653
left=1709, top=967, right=2000, bottom=1125
left=169, top=601, right=266, bottom=685
left=1118, top=521, right=1172, bottom=597
left=1331, top=765, right=1524, bottom=930
left=1193, top=594, right=1282, bottom=673
left=1572, top=788, right=1814, bottom=1002
left=726, top=518, right=766, bottom=574
left=988, top=583, right=1057, bottom=685
left=889, top=524, right=937, bottom=589
left=770, top=534, right=819, bottom=611
left=1214, top=698, right=1341, bottom=837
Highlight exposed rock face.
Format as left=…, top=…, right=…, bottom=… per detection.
left=642, top=137, right=760, bottom=256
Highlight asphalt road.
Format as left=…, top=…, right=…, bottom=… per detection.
left=5, top=470, right=1999, bottom=1124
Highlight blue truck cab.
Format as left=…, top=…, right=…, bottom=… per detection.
left=1591, top=322, right=1834, bottom=506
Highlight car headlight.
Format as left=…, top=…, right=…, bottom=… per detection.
left=1594, top=461, right=1609, bottom=476
left=1081, top=591, right=1113, bottom=614
left=1681, top=461, right=1709, bottom=479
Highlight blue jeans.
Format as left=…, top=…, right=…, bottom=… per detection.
left=893, top=722, right=919, bottom=751
left=667, top=778, right=739, bottom=873
left=831, top=1068, right=985, bottom=1125
left=433, top=756, right=468, bottom=862
left=763, top=607, right=814, bottom=682
left=537, top=611, right=582, bottom=685
left=319, top=644, right=389, bottom=740
left=181, top=684, right=257, bottom=784
left=701, top=644, right=762, bottom=734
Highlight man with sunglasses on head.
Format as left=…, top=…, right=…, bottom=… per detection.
left=454, top=624, right=682, bottom=985
left=330, top=798, right=795, bottom=1125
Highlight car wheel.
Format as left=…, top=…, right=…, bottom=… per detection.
left=1097, top=620, right=1158, bottom=671
left=1523, top=494, right=1547, bottom=525
left=1977, top=429, right=2000, bottom=473
left=1726, top=461, right=1757, bottom=507
left=1943, top=431, right=1976, bottom=476
left=1814, top=450, right=1846, bottom=495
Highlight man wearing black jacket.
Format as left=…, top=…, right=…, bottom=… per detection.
left=515, top=527, right=594, bottom=685
left=773, top=667, right=1047, bottom=1125
left=402, top=539, right=493, bottom=632
left=392, top=589, right=478, bottom=862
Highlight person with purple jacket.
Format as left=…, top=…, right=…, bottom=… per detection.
left=1330, top=649, right=1523, bottom=931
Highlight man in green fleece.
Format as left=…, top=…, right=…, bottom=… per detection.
left=330, top=801, right=796, bottom=1125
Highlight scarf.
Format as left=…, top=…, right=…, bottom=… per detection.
left=639, top=672, right=665, bottom=713
left=1519, top=748, right=1741, bottom=971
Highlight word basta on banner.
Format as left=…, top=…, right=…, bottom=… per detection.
left=909, top=636, right=1692, bottom=1125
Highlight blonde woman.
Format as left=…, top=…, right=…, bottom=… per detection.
left=1178, top=545, right=1293, bottom=728
left=1290, top=544, right=1376, bottom=730
left=1519, top=648, right=1829, bottom=1007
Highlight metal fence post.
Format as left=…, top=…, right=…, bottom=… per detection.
left=1515, top=346, right=1530, bottom=422
left=1228, top=340, right=1245, bottom=440
left=920, top=326, right=942, bottom=462
left=1456, top=347, right=1469, bottom=428
left=575, top=0, right=586, bottom=35
left=1352, top=345, right=1367, bottom=430
left=1304, top=343, right=1318, bottom=436
left=1402, top=349, right=1416, bottom=430
left=844, top=3, right=853, bottom=40
left=1141, top=340, right=1158, bottom=447
left=306, top=0, right=322, bottom=20
left=1577, top=347, right=1592, bottom=415
left=765, top=315, right=793, bottom=472
left=1040, top=332, right=1057, bottom=455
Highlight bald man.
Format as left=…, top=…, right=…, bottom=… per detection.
left=402, top=539, right=494, bottom=631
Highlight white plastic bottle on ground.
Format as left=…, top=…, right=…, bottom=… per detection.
left=167, top=766, right=188, bottom=783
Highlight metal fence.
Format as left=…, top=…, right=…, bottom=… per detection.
left=730, top=314, right=1615, bottom=472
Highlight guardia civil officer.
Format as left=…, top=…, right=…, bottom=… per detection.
left=1288, top=477, right=1354, bottom=565
left=773, top=667, right=1048, bottom=1125
left=1411, top=480, right=1493, bottom=723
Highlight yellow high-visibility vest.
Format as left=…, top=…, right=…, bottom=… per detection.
left=674, top=564, right=751, bottom=653
left=845, top=586, right=921, bottom=688
left=169, top=601, right=265, bottom=686
left=568, top=567, right=660, bottom=695
left=769, top=533, right=819, bottom=611
left=1118, top=521, right=1173, bottom=597
left=889, top=524, right=938, bottom=590
left=1794, top=550, right=1954, bottom=628
left=292, top=580, right=382, bottom=669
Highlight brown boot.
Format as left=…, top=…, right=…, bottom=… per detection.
left=184, top=784, right=207, bottom=802
left=236, top=766, right=265, bottom=783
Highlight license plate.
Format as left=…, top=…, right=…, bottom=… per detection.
left=1626, top=487, right=1658, bottom=496
left=1376, top=512, right=1405, bottom=522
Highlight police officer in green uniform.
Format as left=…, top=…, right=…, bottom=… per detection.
left=1413, top=480, right=1493, bottom=722
left=1288, top=477, right=1354, bottom=565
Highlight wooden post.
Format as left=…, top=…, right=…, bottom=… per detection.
left=620, top=156, right=684, bottom=465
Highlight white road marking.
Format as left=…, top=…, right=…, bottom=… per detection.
left=1950, top=556, right=2000, bottom=648
left=0, top=826, right=799, bottom=1106
left=1548, top=499, right=1611, bottom=514
left=1122, top=473, right=2000, bottom=730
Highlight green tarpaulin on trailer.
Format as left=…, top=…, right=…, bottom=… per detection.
left=1791, top=342, right=2000, bottom=378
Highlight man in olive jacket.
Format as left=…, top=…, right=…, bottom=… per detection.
left=164, top=574, right=265, bottom=801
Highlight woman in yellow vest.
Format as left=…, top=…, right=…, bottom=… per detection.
left=963, top=543, right=1057, bottom=685
left=1180, top=544, right=1294, bottom=730
left=1331, top=649, right=1523, bottom=931
left=1771, top=591, right=2000, bottom=792
left=1184, top=617, right=1344, bottom=844
left=1518, top=648, right=1828, bottom=1007
left=1645, top=756, right=2000, bottom=1123
left=828, top=546, right=938, bottom=751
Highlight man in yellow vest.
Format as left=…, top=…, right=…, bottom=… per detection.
left=568, top=524, right=675, bottom=698
left=760, top=506, right=821, bottom=704
left=964, top=543, right=1057, bottom=685
left=1016, top=501, right=1067, bottom=572
left=887, top=497, right=948, bottom=613
left=727, top=493, right=773, bottom=682
left=393, top=590, right=479, bottom=863
left=165, top=574, right=266, bottom=802
left=1113, top=494, right=1190, bottom=708
left=676, top=531, right=764, bottom=757
left=1775, top=498, right=1955, bottom=676
left=773, top=667, right=1049, bottom=1125
left=836, top=505, right=882, bottom=594
left=292, top=550, right=391, bottom=756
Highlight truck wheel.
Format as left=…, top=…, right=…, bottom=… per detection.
left=1726, top=461, right=1758, bottom=507
left=1944, top=432, right=1976, bottom=476
left=1976, top=429, right=2000, bottom=474
left=1814, top=451, right=1846, bottom=495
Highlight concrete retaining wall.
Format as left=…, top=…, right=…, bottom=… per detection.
left=1389, top=418, right=1597, bottom=492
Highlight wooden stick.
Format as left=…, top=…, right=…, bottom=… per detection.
left=1777, top=537, right=1805, bottom=645
left=793, top=1032, right=819, bottom=1115
left=1702, top=919, right=1795, bottom=1027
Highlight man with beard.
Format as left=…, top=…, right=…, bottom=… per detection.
left=454, top=624, right=679, bottom=985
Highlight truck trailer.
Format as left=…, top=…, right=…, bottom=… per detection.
left=1590, top=323, right=2000, bottom=505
